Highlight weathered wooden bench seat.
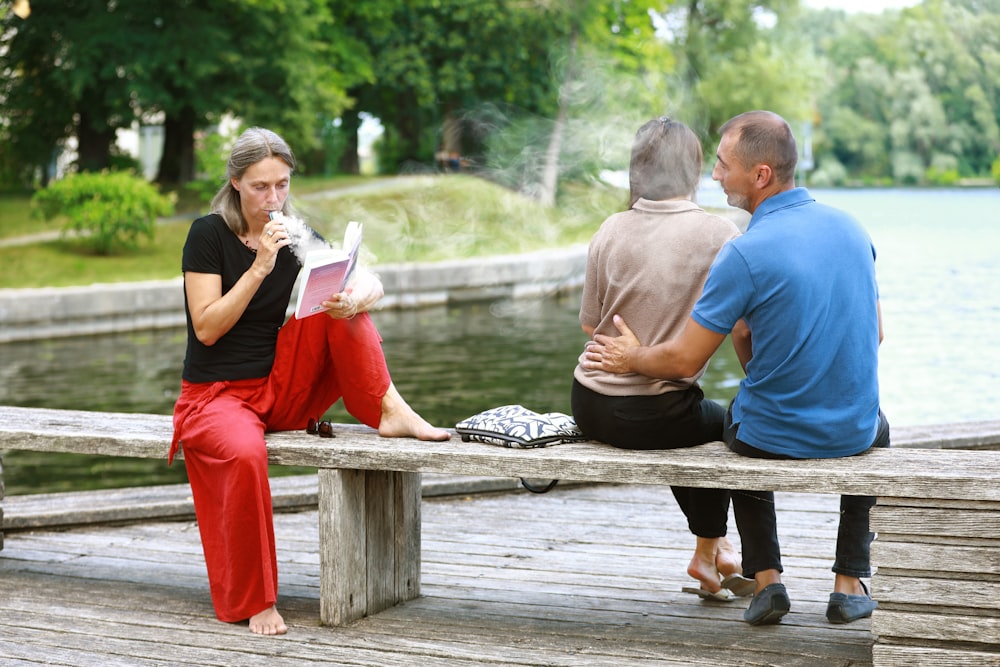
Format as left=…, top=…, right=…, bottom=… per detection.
left=1, top=405, right=999, bottom=666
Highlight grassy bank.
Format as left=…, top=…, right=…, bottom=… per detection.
left=0, top=174, right=623, bottom=289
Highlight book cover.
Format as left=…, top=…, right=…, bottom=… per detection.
left=294, top=221, right=363, bottom=319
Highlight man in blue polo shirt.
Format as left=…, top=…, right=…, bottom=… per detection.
left=583, top=110, right=890, bottom=627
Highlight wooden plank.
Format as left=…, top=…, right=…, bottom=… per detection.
left=872, top=643, right=1000, bottom=667
left=871, top=505, right=1000, bottom=539
left=0, top=485, right=877, bottom=667
left=365, top=469, right=395, bottom=614
left=353, top=470, right=422, bottom=620
left=3, top=406, right=1000, bottom=500
left=317, top=468, right=367, bottom=625
left=1, top=474, right=524, bottom=531
left=891, top=419, right=1000, bottom=450
left=871, top=609, right=1000, bottom=646
left=871, top=574, right=1000, bottom=612
left=872, top=540, right=1000, bottom=578
left=395, top=470, right=422, bottom=603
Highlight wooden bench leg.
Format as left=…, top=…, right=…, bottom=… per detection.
left=1, top=453, right=4, bottom=551
left=870, top=497, right=1000, bottom=665
left=316, top=468, right=421, bottom=626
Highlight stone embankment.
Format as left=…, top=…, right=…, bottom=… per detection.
left=0, top=245, right=587, bottom=343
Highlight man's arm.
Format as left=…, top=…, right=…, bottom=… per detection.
left=731, top=319, right=752, bottom=373
left=582, top=314, right=726, bottom=379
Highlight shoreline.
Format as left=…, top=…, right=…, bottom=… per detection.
left=0, top=244, right=588, bottom=343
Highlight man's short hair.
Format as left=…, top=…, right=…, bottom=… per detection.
left=719, top=111, right=798, bottom=184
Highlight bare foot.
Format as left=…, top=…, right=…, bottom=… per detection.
left=378, top=383, right=450, bottom=441
left=715, top=536, right=743, bottom=578
left=248, top=605, right=287, bottom=635
left=687, top=537, right=723, bottom=593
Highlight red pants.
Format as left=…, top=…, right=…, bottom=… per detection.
left=170, top=313, right=389, bottom=622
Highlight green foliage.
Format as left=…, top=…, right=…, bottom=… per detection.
left=2, top=175, right=618, bottom=288
left=925, top=153, right=961, bottom=185
left=0, top=0, right=350, bottom=186
left=993, top=155, right=1000, bottom=185
left=657, top=0, right=818, bottom=143
left=806, top=0, right=1000, bottom=182
left=808, top=157, right=848, bottom=188
left=31, top=172, right=175, bottom=256
left=337, top=0, right=570, bottom=171
left=185, top=128, right=241, bottom=204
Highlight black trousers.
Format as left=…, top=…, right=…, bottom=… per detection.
left=571, top=379, right=731, bottom=537
left=723, top=407, right=891, bottom=578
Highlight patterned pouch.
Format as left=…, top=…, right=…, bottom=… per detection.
left=455, top=404, right=586, bottom=449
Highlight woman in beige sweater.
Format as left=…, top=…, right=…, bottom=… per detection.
left=572, top=117, right=748, bottom=599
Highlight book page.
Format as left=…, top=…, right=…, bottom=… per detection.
left=293, top=222, right=363, bottom=319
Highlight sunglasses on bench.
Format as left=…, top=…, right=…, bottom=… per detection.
left=306, top=418, right=336, bottom=438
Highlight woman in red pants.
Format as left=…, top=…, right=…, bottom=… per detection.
left=170, top=127, right=449, bottom=635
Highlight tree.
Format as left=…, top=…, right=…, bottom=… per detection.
left=0, top=0, right=139, bottom=185
left=530, top=0, right=675, bottom=205
left=332, top=0, right=564, bottom=174
left=0, top=0, right=351, bottom=188
left=658, top=0, right=821, bottom=145
left=806, top=0, right=1000, bottom=182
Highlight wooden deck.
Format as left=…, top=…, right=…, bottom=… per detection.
left=0, top=482, right=873, bottom=666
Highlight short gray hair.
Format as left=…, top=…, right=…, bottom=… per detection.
left=719, top=111, right=797, bottom=185
left=628, top=117, right=703, bottom=207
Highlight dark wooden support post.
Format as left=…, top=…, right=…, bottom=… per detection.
left=1, top=453, right=4, bottom=551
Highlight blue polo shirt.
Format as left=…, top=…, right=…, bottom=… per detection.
left=692, top=188, right=881, bottom=458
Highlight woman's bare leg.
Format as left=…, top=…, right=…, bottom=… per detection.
left=715, top=536, right=743, bottom=577
left=377, top=382, right=450, bottom=441
left=687, top=536, right=724, bottom=592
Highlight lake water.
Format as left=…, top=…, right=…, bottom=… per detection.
left=2, top=187, right=998, bottom=494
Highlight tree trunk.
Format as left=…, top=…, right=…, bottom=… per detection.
left=537, top=30, right=578, bottom=207
left=75, top=109, right=114, bottom=173
left=395, top=93, right=424, bottom=171
left=157, top=107, right=197, bottom=186
left=339, top=110, right=361, bottom=174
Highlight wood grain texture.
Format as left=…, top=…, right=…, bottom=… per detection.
left=3, top=406, right=1000, bottom=500
left=4, top=405, right=1000, bottom=664
left=0, top=485, right=876, bottom=667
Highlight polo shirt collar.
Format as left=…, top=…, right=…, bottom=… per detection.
left=749, top=187, right=815, bottom=228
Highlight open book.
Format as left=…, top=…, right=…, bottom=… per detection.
left=293, top=221, right=363, bottom=319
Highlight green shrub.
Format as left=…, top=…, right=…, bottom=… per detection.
left=992, top=155, right=1000, bottom=186
left=31, top=171, right=174, bottom=255
left=925, top=153, right=960, bottom=186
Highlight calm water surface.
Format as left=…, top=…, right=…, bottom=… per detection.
left=2, top=187, right=997, bottom=494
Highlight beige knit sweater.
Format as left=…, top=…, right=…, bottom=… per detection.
left=574, top=198, right=740, bottom=396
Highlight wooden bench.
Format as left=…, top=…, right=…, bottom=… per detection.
left=1, top=405, right=999, bottom=665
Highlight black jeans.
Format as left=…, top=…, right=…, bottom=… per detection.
left=571, top=379, right=730, bottom=538
left=723, top=407, right=891, bottom=578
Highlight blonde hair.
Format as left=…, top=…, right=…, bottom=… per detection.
left=210, top=127, right=298, bottom=235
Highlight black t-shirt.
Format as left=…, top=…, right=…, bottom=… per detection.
left=181, top=214, right=303, bottom=383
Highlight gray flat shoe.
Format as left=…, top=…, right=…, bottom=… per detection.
left=744, top=583, right=790, bottom=625
left=826, top=580, right=877, bottom=624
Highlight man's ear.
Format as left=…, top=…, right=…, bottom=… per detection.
left=753, top=164, right=774, bottom=189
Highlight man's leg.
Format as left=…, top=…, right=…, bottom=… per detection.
left=827, top=410, right=891, bottom=623
left=724, top=409, right=788, bottom=624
